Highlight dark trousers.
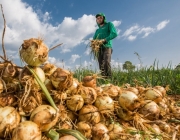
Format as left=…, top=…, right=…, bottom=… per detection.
left=98, top=47, right=112, bottom=78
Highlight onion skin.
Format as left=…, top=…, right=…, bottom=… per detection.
left=20, top=38, right=49, bottom=66
left=30, top=105, right=59, bottom=132
left=125, top=87, right=139, bottom=95
left=92, top=123, right=109, bottom=140
left=140, top=100, right=160, bottom=120
left=144, top=88, right=163, bottom=103
left=42, top=63, right=57, bottom=78
left=119, top=91, right=140, bottom=111
left=50, top=68, right=73, bottom=91
left=154, top=86, right=166, bottom=97
left=0, top=106, right=20, bottom=138
left=77, top=86, right=97, bottom=104
left=108, top=123, right=124, bottom=140
left=77, top=121, right=92, bottom=138
left=82, top=75, right=96, bottom=88
left=101, top=84, right=121, bottom=98
left=94, top=94, right=114, bottom=113
left=59, top=135, right=77, bottom=140
left=79, top=105, right=101, bottom=124
left=12, top=121, right=41, bottom=140
left=66, top=95, right=84, bottom=111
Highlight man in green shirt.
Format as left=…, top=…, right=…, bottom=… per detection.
left=93, top=13, right=118, bottom=78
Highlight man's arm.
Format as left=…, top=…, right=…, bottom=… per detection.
left=105, top=22, right=118, bottom=42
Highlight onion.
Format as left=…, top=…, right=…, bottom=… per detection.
left=0, top=93, right=16, bottom=107
left=2, top=63, right=19, bottom=83
left=50, top=68, right=73, bottom=91
left=94, top=94, right=114, bottom=113
left=154, top=86, right=166, bottom=97
left=158, top=100, right=169, bottom=117
left=118, top=91, right=140, bottom=111
left=77, top=121, right=92, bottom=138
left=92, top=123, right=109, bottom=140
left=101, top=84, right=121, bottom=98
left=137, top=86, right=146, bottom=94
left=79, top=105, right=101, bottom=124
left=59, top=135, right=77, bottom=140
left=140, top=100, right=160, bottom=120
left=57, top=104, right=68, bottom=122
left=65, top=78, right=79, bottom=95
left=44, top=78, right=55, bottom=92
left=144, top=88, right=163, bottom=103
left=42, top=63, right=57, bottom=78
left=66, top=95, right=84, bottom=111
left=151, top=124, right=161, bottom=134
left=30, top=105, right=59, bottom=132
left=82, top=75, right=97, bottom=88
left=95, top=86, right=103, bottom=96
left=158, top=122, right=171, bottom=134
left=12, top=121, right=41, bottom=140
left=115, top=107, right=134, bottom=121
left=77, top=85, right=97, bottom=104
left=20, top=38, right=49, bottom=66
left=59, top=121, right=73, bottom=129
left=19, top=66, right=45, bottom=90
left=170, top=106, right=180, bottom=119
left=125, top=87, right=139, bottom=95
left=52, top=90, right=67, bottom=103
left=18, top=90, right=42, bottom=115
left=67, top=111, right=77, bottom=122
left=108, top=123, right=124, bottom=140
left=0, top=106, right=20, bottom=138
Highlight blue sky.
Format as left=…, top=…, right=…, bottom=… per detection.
left=0, top=0, right=180, bottom=70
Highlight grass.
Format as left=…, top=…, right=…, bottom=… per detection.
left=73, top=61, right=180, bottom=94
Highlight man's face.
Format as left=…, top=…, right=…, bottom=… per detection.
left=96, top=16, right=104, bottom=25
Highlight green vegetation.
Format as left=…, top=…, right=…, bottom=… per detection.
left=73, top=61, right=180, bottom=94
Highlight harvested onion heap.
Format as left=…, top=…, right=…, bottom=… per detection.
left=90, top=39, right=104, bottom=59
left=0, top=38, right=180, bottom=139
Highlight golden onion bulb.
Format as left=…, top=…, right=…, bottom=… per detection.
left=12, top=121, right=41, bottom=140
left=0, top=106, right=20, bottom=138
left=20, top=38, right=49, bottom=66
left=30, top=105, right=59, bottom=132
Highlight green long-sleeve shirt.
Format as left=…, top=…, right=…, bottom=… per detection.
left=93, top=22, right=118, bottom=48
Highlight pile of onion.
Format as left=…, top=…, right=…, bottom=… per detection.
left=0, top=79, right=3, bottom=93
left=19, top=38, right=49, bottom=66
left=42, top=63, right=57, bottom=78
left=108, top=123, right=124, bottom=140
left=59, top=135, right=77, bottom=140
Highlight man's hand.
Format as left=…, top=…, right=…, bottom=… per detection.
left=100, top=39, right=106, bottom=43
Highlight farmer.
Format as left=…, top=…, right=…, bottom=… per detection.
left=93, top=13, right=118, bottom=78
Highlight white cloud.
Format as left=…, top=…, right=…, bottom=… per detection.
left=112, top=20, right=121, bottom=27
left=70, top=54, right=80, bottom=63
left=128, top=35, right=137, bottom=41
left=138, top=27, right=155, bottom=38
left=156, top=20, right=170, bottom=31
left=84, top=47, right=91, bottom=55
left=123, top=25, right=139, bottom=37
left=111, top=59, right=123, bottom=68
left=122, top=20, right=170, bottom=41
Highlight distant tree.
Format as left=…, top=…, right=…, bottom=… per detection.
left=175, top=64, right=180, bottom=70
left=123, top=61, right=135, bottom=71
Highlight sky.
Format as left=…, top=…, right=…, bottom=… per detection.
left=0, top=0, right=180, bottom=70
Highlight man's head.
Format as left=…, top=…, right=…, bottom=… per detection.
left=96, top=13, right=106, bottom=25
